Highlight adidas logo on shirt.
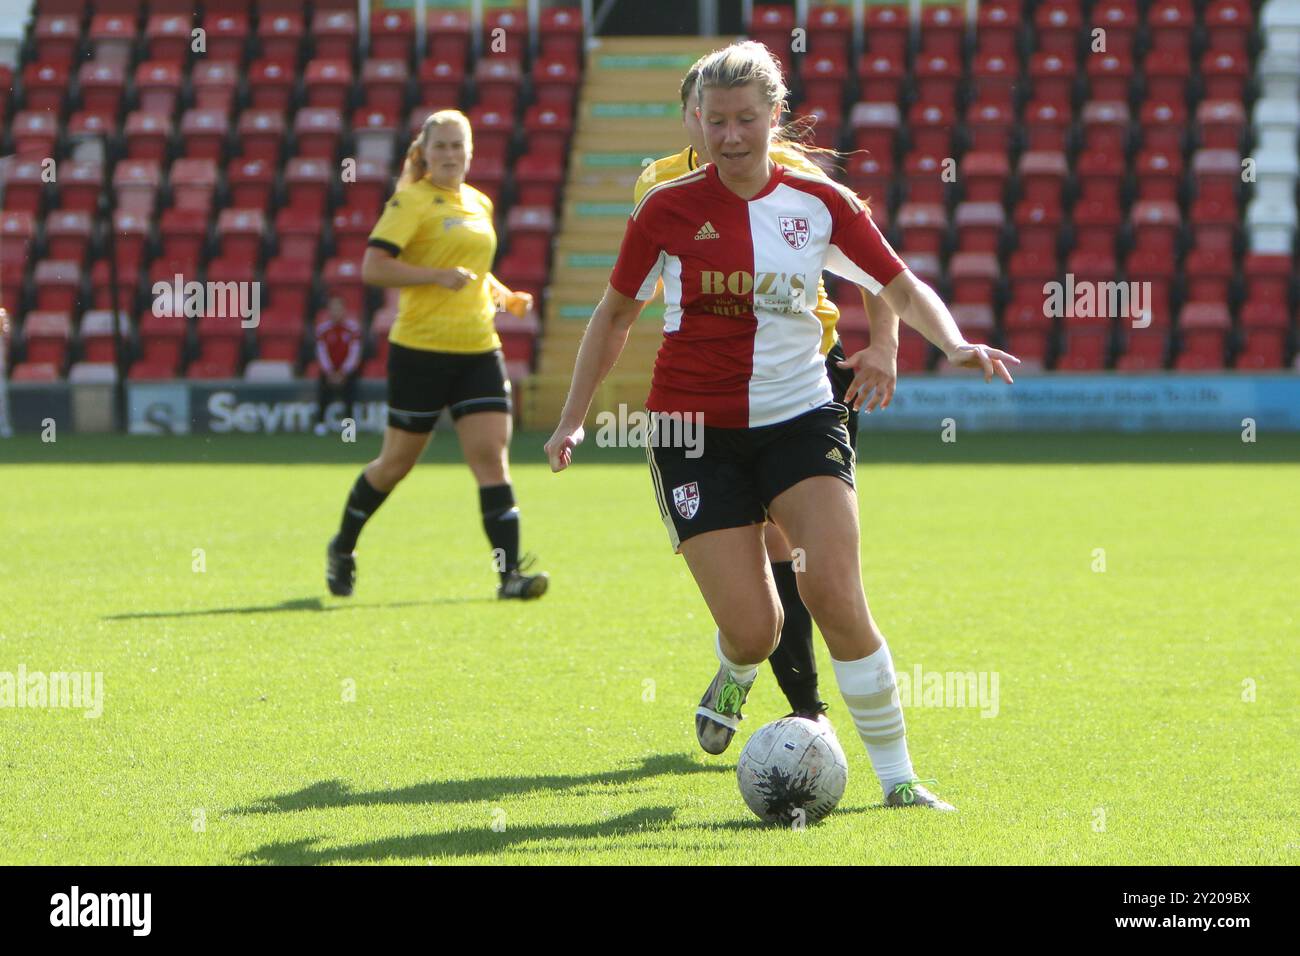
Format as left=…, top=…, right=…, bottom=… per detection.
left=694, top=221, right=720, bottom=240
left=825, top=446, right=846, bottom=465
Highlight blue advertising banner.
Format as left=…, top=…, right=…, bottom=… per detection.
left=860, top=374, right=1300, bottom=432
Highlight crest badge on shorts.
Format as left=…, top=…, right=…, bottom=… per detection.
left=672, top=481, right=700, bottom=519
left=779, top=216, right=809, bottom=250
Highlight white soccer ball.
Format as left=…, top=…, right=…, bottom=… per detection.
left=736, top=716, right=848, bottom=826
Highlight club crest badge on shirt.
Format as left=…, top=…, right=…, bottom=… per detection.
left=673, top=482, right=700, bottom=519
left=779, top=216, right=809, bottom=250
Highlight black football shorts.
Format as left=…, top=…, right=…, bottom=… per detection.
left=386, top=342, right=511, bottom=433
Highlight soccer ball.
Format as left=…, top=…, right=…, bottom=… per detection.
left=736, top=716, right=848, bottom=826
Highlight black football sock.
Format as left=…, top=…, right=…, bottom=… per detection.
left=768, top=560, right=824, bottom=713
left=336, top=472, right=389, bottom=553
left=479, top=483, right=520, bottom=582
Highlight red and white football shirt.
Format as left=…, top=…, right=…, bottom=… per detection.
left=315, top=314, right=363, bottom=375
left=609, top=163, right=906, bottom=428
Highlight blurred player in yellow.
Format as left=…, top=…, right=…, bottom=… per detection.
left=633, top=55, right=901, bottom=732
left=325, top=109, right=548, bottom=600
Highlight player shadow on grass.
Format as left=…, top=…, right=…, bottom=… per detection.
left=243, top=806, right=679, bottom=864
left=102, top=595, right=494, bottom=620
left=233, top=753, right=730, bottom=815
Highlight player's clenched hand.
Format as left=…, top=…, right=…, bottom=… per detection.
left=944, top=342, right=1021, bottom=384
left=837, top=343, right=897, bottom=413
left=544, top=424, right=585, bottom=473
left=436, top=267, right=477, bottom=291
left=504, top=290, right=533, bottom=317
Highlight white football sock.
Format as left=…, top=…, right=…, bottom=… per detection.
left=831, top=641, right=915, bottom=793
left=716, top=630, right=759, bottom=685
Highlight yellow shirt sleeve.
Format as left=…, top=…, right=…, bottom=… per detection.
left=368, top=190, right=422, bottom=254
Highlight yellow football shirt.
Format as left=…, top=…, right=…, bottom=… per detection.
left=367, top=178, right=501, bottom=353
left=633, top=144, right=844, bottom=356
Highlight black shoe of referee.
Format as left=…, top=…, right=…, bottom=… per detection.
left=326, top=536, right=356, bottom=597
left=498, top=554, right=548, bottom=600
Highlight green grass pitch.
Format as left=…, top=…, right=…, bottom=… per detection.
left=1, top=430, right=1297, bottom=865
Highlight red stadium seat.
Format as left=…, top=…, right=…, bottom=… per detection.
left=1022, top=100, right=1071, bottom=151
left=158, top=207, right=207, bottom=268
left=79, top=310, right=129, bottom=364
left=1144, top=49, right=1192, bottom=104
left=264, top=257, right=314, bottom=318
left=1192, top=149, right=1242, bottom=204
left=1139, top=99, right=1186, bottom=153
left=532, top=54, right=581, bottom=109
left=419, top=57, right=467, bottom=108
left=311, top=9, right=357, bottom=61
left=1183, top=249, right=1234, bottom=303
left=849, top=102, right=900, bottom=158
left=1008, top=250, right=1059, bottom=305
left=113, top=160, right=163, bottom=215
left=3, top=160, right=47, bottom=215
left=275, top=210, right=324, bottom=262
left=137, top=314, right=187, bottom=373
left=87, top=14, right=135, bottom=65
left=908, top=103, right=956, bottom=156
left=539, top=6, right=584, bottom=59
left=258, top=11, right=304, bottom=63
left=1135, top=149, right=1184, bottom=202
left=323, top=259, right=366, bottom=314
left=353, top=108, right=400, bottom=165
left=11, top=363, right=62, bottom=382
left=78, top=61, right=127, bottom=118
left=1188, top=197, right=1238, bottom=254
left=362, top=59, right=409, bottom=114
left=346, top=159, right=393, bottom=213
left=285, top=157, right=333, bottom=214
left=976, top=2, right=1021, bottom=56
left=249, top=60, right=296, bottom=111
left=33, top=16, right=80, bottom=65
left=801, top=51, right=849, bottom=107
left=235, top=111, right=287, bottom=161
left=192, top=61, right=239, bottom=113
left=513, top=151, right=565, bottom=207
left=427, top=9, right=472, bottom=62
left=1056, top=327, right=1110, bottom=371
left=864, top=4, right=908, bottom=57
left=1013, top=200, right=1064, bottom=251
left=808, top=4, right=851, bottom=53
left=949, top=253, right=999, bottom=305
left=332, top=206, right=375, bottom=261
left=1147, top=0, right=1195, bottom=53
left=370, top=8, right=414, bottom=60
left=1197, top=100, right=1246, bottom=151
left=1176, top=304, right=1230, bottom=370
left=1129, top=201, right=1182, bottom=258
left=1077, top=151, right=1125, bottom=205
left=1028, top=53, right=1075, bottom=108
left=304, top=60, right=354, bottom=110
left=966, top=100, right=1015, bottom=153
left=145, top=14, right=192, bottom=63
left=1017, top=151, right=1069, bottom=205
left=1201, top=50, right=1248, bottom=101
left=217, top=208, right=266, bottom=264
left=1205, top=0, right=1253, bottom=54
left=1242, top=254, right=1292, bottom=304
left=255, top=308, right=305, bottom=363
left=750, top=4, right=795, bottom=55
left=953, top=202, right=1005, bottom=253
left=136, top=61, right=184, bottom=116
left=523, top=104, right=574, bottom=158
left=904, top=153, right=948, bottom=205
left=124, top=111, right=172, bottom=162
left=91, top=259, right=138, bottom=313
left=856, top=51, right=906, bottom=105
left=1087, top=51, right=1134, bottom=102
left=919, top=3, right=964, bottom=57
left=23, top=312, right=72, bottom=369
left=227, top=157, right=276, bottom=211
left=474, top=59, right=524, bottom=112
left=11, top=112, right=59, bottom=158
left=46, top=211, right=93, bottom=266
left=971, top=52, right=1017, bottom=107
left=1081, top=101, right=1130, bottom=153
left=845, top=154, right=893, bottom=209
left=961, top=152, right=1010, bottom=203
left=294, top=109, right=345, bottom=160
left=896, top=203, right=948, bottom=255
left=110, top=211, right=150, bottom=274
left=169, top=158, right=218, bottom=213
left=181, top=109, right=231, bottom=160
left=203, top=12, right=250, bottom=63
left=1125, top=250, right=1176, bottom=322
left=914, top=54, right=962, bottom=108
left=1091, top=0, right=1139, bottom=57
left=484, top=7, right=529, bottom=58
left=22, top=62, right=70, bottom=114
left=1036, top=2, right=1082, bottom=57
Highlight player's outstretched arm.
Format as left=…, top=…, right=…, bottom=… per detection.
left=838, top=287, right=900, bottom=413
left=879, top=270, right=1020, bottom=384
left=544, top=285, right=645, bottom=472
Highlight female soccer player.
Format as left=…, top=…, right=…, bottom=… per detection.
left=635, top=56, right=902, bottom=735
left=326, top=110, right=548, bottom=600
left=545, top=42, right=1018, bottom=810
